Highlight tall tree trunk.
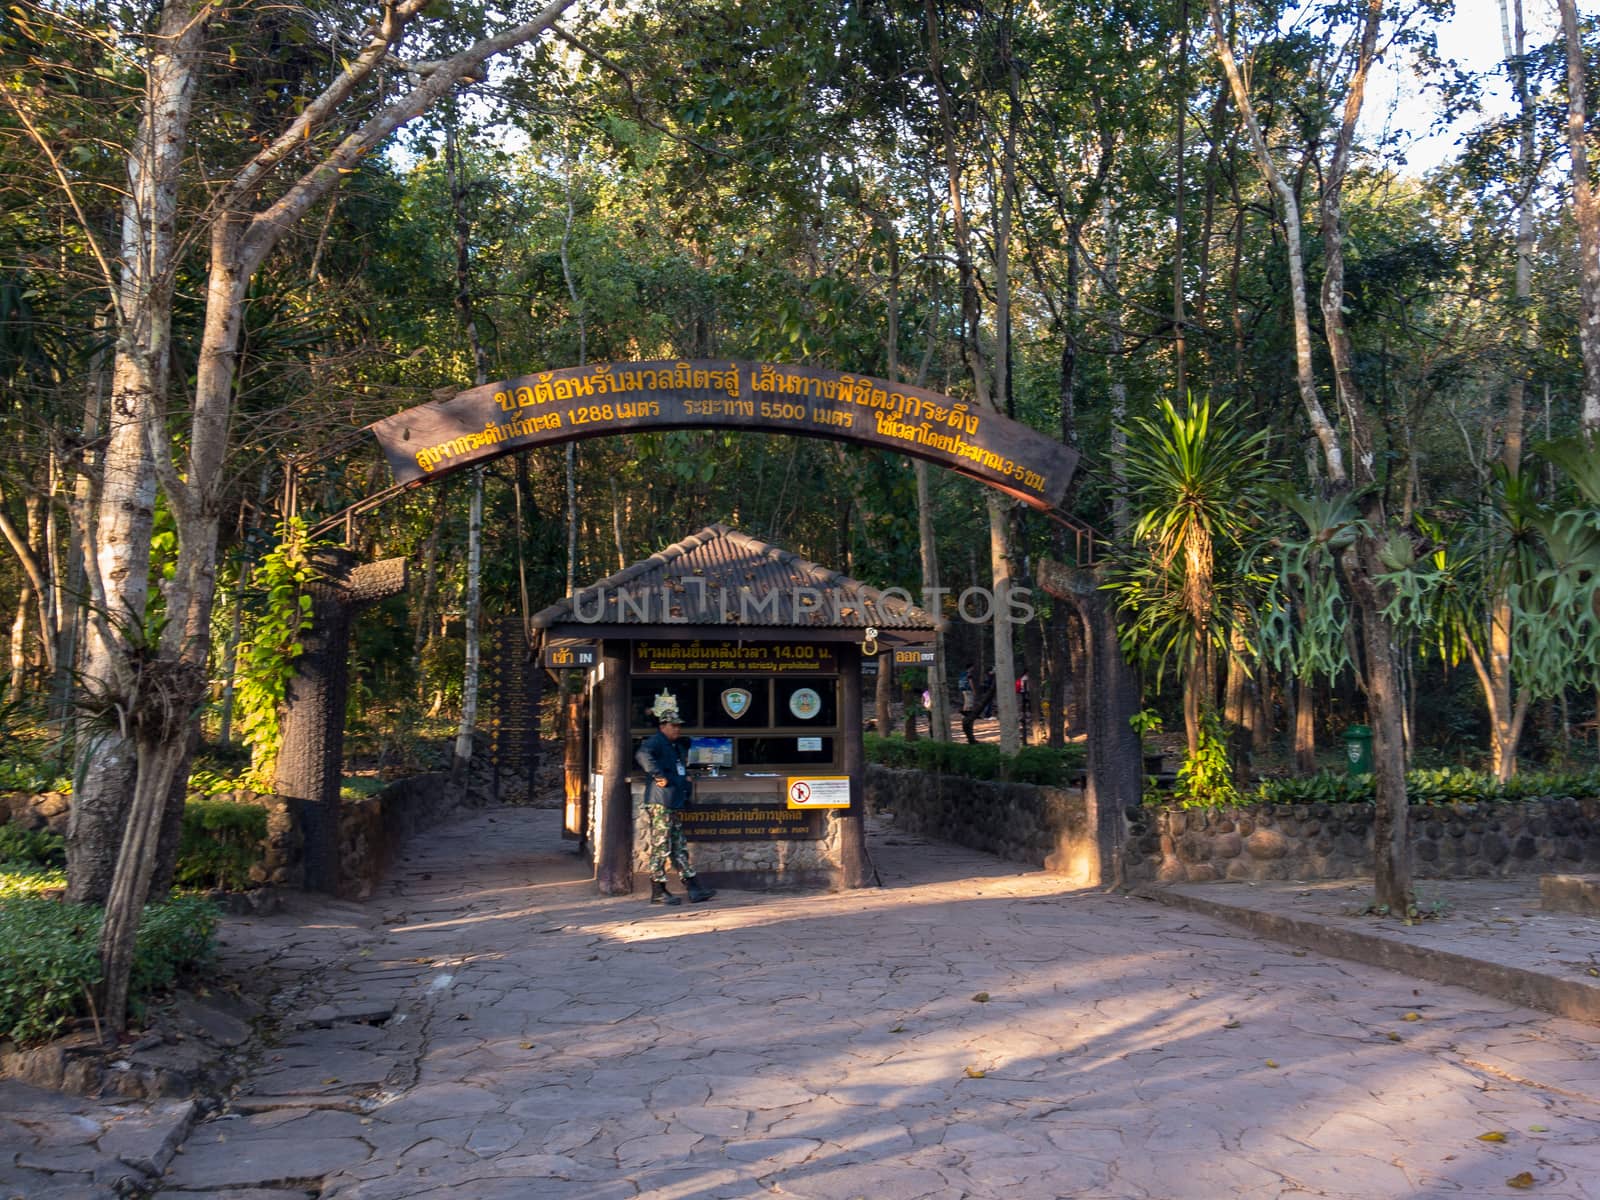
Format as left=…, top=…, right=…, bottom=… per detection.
left=1320, top=0, right=1413, bottom=911
left=1348, top=539, right=1412, bottom=908
left=561, top=132, right=587, bottom=594
left=68, top=0, right=210, bottom=906
left=452, top=470, right=484, bottom=785
left=1294, top=674, right=1317, bottom=773
left=926, top=0, right=1017, bottom=752
left=53, top=311, right=110, bottom=728
left=1208, top=0, right=1346, bottom=485
left=1173, top=0, right=1189, bottom=401
left=1558, top=0, right=1600, bottom=433
left=448, top=116, right=490, bottom=789
left=6, top=584, right=30, bottom=704
left=411, top=491, right=447, bottom=675
left=1104, top=196, right=1131, bottom=541
left=1500, top=0, right=1534, bottom=473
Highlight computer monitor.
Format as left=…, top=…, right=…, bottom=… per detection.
left=686, top=736, right=734, bottom=767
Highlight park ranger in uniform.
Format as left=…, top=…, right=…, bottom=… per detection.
left=635, top=698, right=717, bottom=905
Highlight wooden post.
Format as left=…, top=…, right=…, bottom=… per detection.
left=596, top=641, right=633, bottom=894
left=839, top=642, right=869, bottom=888
left=562, top=688, right=589, bottom=841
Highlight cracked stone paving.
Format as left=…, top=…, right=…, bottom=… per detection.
left=5, top=807, right=1598, bottom=1199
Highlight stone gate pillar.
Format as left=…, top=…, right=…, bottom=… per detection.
left=1037, top=557, right=1141, bottom=887
left=275, top=549, right=407, bottom=893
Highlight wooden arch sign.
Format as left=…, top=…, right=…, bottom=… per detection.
left=368, top=360, right=1079, bottom=509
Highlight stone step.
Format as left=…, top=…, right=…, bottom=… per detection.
left=1541, top=873, right=1600, bottom=916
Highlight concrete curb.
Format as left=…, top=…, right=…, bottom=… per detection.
left=1134, top=885, right=1600, bottom=1025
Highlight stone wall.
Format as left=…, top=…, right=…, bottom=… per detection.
left=1124, top=797, right=1600, bottom=884
left=861, top=766, right=1600, bottom=886
left=865, top=764, right=1100, bottom=883
left=0, top=790, right=69, bottom=835
left=336, top=772, right=456, bottom=899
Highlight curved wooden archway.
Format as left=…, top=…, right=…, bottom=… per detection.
left=298, top=360, right=1090, bottom=544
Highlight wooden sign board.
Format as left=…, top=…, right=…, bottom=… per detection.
left=682, top=805, right=826, bottom=840
left=368, top=360, right=1079, bottom=511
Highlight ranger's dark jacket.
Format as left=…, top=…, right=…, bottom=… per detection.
left=635, top=730, right=692, bottom=810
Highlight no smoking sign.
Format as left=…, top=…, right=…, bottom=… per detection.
left=786, top=776, right=851, bottom=809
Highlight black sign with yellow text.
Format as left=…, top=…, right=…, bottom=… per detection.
left=368, top=361, right=1078, bottom=510
left=633, top=641, right=837, bottom=675
left=682, top=804, right=826, bottom=841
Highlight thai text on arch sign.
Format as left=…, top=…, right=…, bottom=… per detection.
left=787, top=776, right=851, bottom=809
left=367, top=360, right=1079, bottom=511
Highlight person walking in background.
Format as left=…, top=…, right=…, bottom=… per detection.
left=1016, top=669, right=1032, bottom=743
left=980, top=667, right=996, bottom=718
left=959, top=665, right=978, bottom=744
left=635, top=698, right=716, bottom=906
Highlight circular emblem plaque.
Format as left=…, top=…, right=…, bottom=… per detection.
left=789, top=687, right=822, bottom=720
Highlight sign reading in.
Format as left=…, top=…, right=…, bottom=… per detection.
left=633, top=641, right=837, bottom=674
left=682, top=805, right=826, bottom=840
left=543, top=643, right=598, bottom=669
left=787, top=776, right=851, bottom=809
left=368, top=360, right=1079, bottom=510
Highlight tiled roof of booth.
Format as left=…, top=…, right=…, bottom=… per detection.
left=530, top=524, right=941, bottom=631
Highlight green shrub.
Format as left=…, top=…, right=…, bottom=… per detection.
left=865, top=735, right=1084, bottom=786
left=0, top=894, right=217, bottom=1045
left=0, top=825, right=66, bottom=867
left=174, top=799, right=268, bottom=892
left=1173, top=710, right=1240, bottom=809
left=1252, top=773, right=1375, bottom=806
left=1249, top=766, right=1600, bottom=808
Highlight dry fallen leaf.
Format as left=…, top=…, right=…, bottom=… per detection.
left=518, top=1042, right=535, bottom=1050
left=889, top=1024, right=906, bottom=1034
left=1223, top=1020, right=1241, bottom=1030
left=1403, top=1012, right=1421, bottom=1022
left=1506, top=1172, right=1535, bottom=1189
left=963, top=1066, right=987, bottom=1078
left=1264, top=1060, right=1279, bottom=1069
left=1386, top=1032, right=1403, bottom=1042
left=1528, top=1125, right=1548, bottom=1133
left=321, top=1077, right=340, bottom=1085
left=971, top=992, right=990, bottom=1003
left=1587, top=967, right=1598, bottom=978
left=1477, top=1131, right=1508, bottom=1143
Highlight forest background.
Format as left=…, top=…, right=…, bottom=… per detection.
left=2, top=0, right=1600, bottom=1022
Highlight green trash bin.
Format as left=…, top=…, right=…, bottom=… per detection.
left=1344, top=724, right=1373, bottom=775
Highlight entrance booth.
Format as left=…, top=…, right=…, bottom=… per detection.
left=532, top=524, right=939, bottom=893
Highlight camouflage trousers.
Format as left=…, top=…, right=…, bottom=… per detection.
left=644, top=804, right=694, bottom=882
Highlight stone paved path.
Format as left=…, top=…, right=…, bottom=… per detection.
left=150, top=808, right=1599, bottom=1199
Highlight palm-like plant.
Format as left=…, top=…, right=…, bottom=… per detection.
left=1109, top=397, right=1275, bottom=752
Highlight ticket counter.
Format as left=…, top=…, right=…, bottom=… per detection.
left=531, top=524, right=939, bottom=894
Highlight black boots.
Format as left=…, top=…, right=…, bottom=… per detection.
left=650, top=881, right=681, bottom=906
left=650, top=878, right=714, bottom=905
